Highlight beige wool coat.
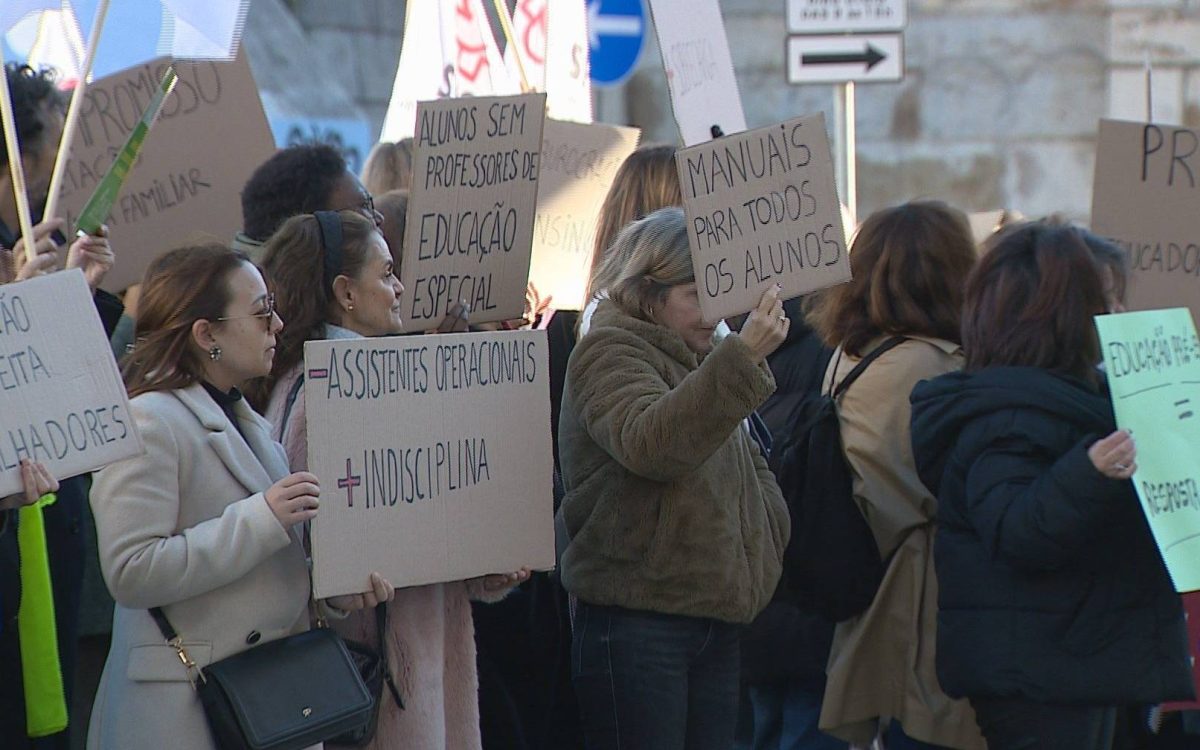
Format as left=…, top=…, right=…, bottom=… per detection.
left=558, top=300, right=790, bottom=624
left=87, top=384, right=313, bottom=750
left=817, top=336, right=985, bottom=749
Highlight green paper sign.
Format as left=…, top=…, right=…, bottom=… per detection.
left=74, top=66, right=178, bottom=237
left=1096, top=308, right=1200, bottom=592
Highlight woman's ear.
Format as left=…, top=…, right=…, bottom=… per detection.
left=191, top=318, right=216, bottom=352
left=331, top=274, right=355, bottom=312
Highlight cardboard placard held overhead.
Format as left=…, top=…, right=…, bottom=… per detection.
left=530, top=120, right=641, bottom=311
left=401, top=93, right=547, bottom=331
left=676, top=112, right=851, bottom=324
left=304, top=329, right=555, bottom=597
left=0, top=270, right=143, bottom=496
left=647, top=0, right=747, bottom=146
left=1092, top=120, right=1200, bottom=324
left=1095, top=309, right=1200, bottom=592
left=54, top=54, right=276, bottom=293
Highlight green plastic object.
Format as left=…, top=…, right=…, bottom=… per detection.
left=17, top=493, right=67, bottom=737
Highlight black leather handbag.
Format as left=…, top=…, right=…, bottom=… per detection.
left=149, top=606, right=374, bottom=750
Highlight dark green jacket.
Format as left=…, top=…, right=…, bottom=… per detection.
left=557, top=301, right=789, bottom=624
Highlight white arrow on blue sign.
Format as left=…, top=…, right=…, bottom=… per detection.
left=588, top=0, right=646, bottom=87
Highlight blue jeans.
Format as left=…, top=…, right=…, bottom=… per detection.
left=572, top=602, right=741, bottom=750
left=738, top=681, right=847, bottom=750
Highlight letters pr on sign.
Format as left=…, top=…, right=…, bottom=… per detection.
left=1092, top=119, right=1200, bottom=324
left=676, top=112, right=851, bottom=324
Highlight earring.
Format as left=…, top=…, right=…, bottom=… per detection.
left=209, top=345, right=222, bottom=361
left=347, top=303, right=355, bottom=311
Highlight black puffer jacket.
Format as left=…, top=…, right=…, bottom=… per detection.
left=910, top=366, right=1192, bottom=705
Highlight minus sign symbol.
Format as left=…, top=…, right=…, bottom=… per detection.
left=307, top=369, right=330, bottom=380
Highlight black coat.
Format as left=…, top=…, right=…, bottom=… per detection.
left=910, top=366, right=1193, bottom=705
left=741, top=305, right=837, bottom=688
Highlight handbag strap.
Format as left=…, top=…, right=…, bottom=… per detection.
left=278, top=372, right=305, bottom=440
left=376, top=603, right=404, bottom=709
left=148, top=605, right=205, bottom=684
left=831, top=336, right=909, bottom=401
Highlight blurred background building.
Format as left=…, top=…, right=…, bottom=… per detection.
left=247, top=0, right=1200, bottom=223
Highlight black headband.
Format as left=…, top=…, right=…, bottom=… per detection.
left=314, top=210, right=343, bottom=290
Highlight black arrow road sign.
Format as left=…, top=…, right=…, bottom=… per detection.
left=801, top=43, right=886, bottom=71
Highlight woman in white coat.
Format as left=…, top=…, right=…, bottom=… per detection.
left=87, top=244, right=393, bottom=750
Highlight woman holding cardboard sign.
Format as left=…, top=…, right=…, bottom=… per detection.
left=250, top=209, right=528, bottom=750
left=87, top=244, right=391, bottom=750
left=557, top=206, right=790, bottom=750
left=910, top=222, right=1192, bottom=748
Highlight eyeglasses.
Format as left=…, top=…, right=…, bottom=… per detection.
left=216, top=293, right=276, bottom=328
left=338, top=193, right=382, bottom=228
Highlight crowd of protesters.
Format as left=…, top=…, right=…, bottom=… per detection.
left=1, top=58, right=1196, bottom=750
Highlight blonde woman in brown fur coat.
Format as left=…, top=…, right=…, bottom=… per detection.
left=558, top=207, right=791, bottom=750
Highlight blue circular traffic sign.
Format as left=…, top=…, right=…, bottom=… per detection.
left=588, top=0, right=646, bottom=87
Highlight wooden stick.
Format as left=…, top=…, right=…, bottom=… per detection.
left=1144, top=50, right=1154, bottom=123
left=491, top=0, right=531, bottom=92
left=44, top=0, right=111, bottom=224
left=0, top=47, right=38, bottom=277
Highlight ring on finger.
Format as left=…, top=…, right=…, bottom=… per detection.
left=1114, top=462, right=1129, bottom=471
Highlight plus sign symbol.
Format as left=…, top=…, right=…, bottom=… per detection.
left=338, top=458, right=362, bottom=507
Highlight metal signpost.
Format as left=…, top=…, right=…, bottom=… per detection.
left=786, top=0, right=907, bottom=226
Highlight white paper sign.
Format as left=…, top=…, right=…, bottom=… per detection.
left=647, top=0, right=747, bottom=146
left=0, top=270, right=143, bottom=495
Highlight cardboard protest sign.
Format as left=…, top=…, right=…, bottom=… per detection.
left=55, top=54, right=276, bottom=293
left=1095, top=308, right=1200, bottom=592
left=0, top=270, right=142, bottom=496
left=401, top=93, right=547, bottom=332
left=676, top=112, right=850, bottom=324
left=647, top=0, right=747, bottom=146
left=1092, top=120, right=1200, bottom=323
left=304, top=329, right=555, bottom=597
left=530, top=120, right=640, bottom=311
left=75, top=67, right=179, bottom=236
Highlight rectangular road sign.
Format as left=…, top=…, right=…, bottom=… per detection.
left=787, top=34, right=903, bottom=84
left=787, top=0, right=907, bottom=33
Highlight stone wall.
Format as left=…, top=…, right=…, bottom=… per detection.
left=278, top=0, right=1200, bottom=222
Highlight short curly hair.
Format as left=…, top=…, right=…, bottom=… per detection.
left=240, top=144, right=348, bottom=242
left=1, top=64, right=65, bottom=171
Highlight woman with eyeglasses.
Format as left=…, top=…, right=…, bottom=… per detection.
left=246, top=209, right=525, bottom=749
left=86, top=243, right=391, bottom=749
